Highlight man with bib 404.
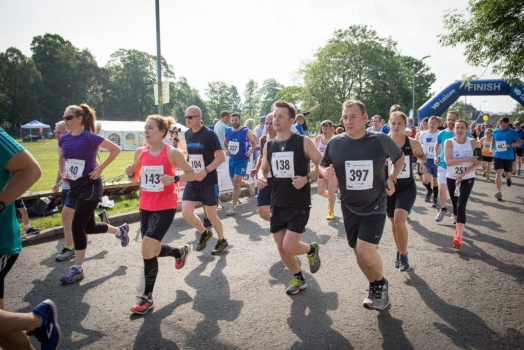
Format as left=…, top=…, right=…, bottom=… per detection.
left=321, top=99, right=404, bottom=311
left=257, top=100, right=323, bottom=295
left=224, top=113, right=257, bottom=216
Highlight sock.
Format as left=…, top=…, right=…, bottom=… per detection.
left=25, top=224, right=31, bottom=229
left=294, top=271, right=305, bottom=280
left=369, top=281, right=376, bottom=288
left=73, top=264, right=83, bottom=271
left=158, top=245, right=182, bottom=259
left=433, top=186, right=439, bottom=199
left=441, top=207, right=447, bottom=212
left=375, top=277, right=385, bottom=286
left=308, top=244, right=316, bottom=255
left=423, top=182, right=432, bottom=193
left=143, top=257, right=159, bottom=296
left=65, top=245, right=74, bottom=250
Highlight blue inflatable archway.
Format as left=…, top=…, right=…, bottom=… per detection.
left=418, top=79, right=524, bottom=123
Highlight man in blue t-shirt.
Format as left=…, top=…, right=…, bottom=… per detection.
left=514, top=121, right=524, bottom=175
left=492, top=117, right=522, bottom=200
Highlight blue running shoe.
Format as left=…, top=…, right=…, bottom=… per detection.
left=506, top=177, right=512, bottom=187
left=60, top=266, right=84, bottom=284
left=116, top=224, right=129, bottom=247
left=28, top=299, right=62, bottom=350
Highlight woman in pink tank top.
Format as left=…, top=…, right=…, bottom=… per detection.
left=125, top=115, right=195, bottom=315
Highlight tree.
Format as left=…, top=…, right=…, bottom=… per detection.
left=439, top=0, right=524, bottom=80
left=243, top=79, right=260, bottom=118
left=513, top=103, right=524, bottom=124
left=205, top=81, right=232, bottom=120
left=165, top=77, right=208, bottom=123
left=230, top=85, right=242, bottom=113
left=446, top=101, right=479, bottom=121
left=259, top=79, right=283, bottom=115
left=105, top=49, right=174, bottom=120
left=0, top=47, right=42, bottom=127
left=274, top=86, right=303, bottom=106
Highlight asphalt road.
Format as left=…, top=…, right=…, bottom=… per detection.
left=6, top=172, right=524, bottom=349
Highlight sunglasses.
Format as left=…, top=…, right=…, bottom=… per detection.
left=184, top=115, right=199, bottom=120
left=63, top=115, right=75, bottom=121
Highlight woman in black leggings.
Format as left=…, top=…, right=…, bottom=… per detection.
left=444, top=119, right=481, bottom=249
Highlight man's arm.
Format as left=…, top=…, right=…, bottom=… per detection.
left=0, top=150, right=42, bottom=205
left=246, top=130, right=257, bottom=159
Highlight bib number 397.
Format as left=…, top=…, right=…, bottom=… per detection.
left=141, top=166, right=164, bottom=192
left=345, top=160, right=373, bottom=190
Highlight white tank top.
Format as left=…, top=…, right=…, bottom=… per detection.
left=317, top=136, right=329, bottom=156
left=446, top=138, right=475, bottom=180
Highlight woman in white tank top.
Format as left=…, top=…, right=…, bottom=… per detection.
left=444, top=119, right=482, bottom=249
left=316, top=120, right=337, bottom=220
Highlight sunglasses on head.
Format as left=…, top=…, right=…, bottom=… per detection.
left=184, top=115, right=199, bottom=120
left=63, top=115, right=75, bottom=121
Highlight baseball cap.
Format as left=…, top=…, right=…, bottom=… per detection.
left=260, top=116, right=266, bottom=123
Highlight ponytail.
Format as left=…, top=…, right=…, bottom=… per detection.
left=66, top=103, right=97, bottom=133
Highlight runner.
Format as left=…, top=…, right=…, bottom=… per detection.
left=250, top=113, right=276, bottom=221
left=14, top=198, right=40, bottom=236
left=125, top=115, right=195, bottom=315
left=316, top=120, right=338, bottom=220
left=224, top=113, right=257, bottom=215
left=321, top=99, right=404, bottom=310
left=181, top=105, right=229, bottom=255
left=479, top=128, right=494, bottom=180
left=257, top=100, right=322, bottom=295
left=387, top=111, right=426, bottom=271
left=0, top=129, right=61, bottom=349
left=492, top=116, right=522, bottom=200
left=514, top=121, right=524, bottom=175
left=434, top=111, right=459, bottom=223
left=58, top=104, right=129, bottom=284
left=53, top=120, right=76, bottom=261
left=419, top=116, right=440, bottom=207
left=415, top=118, right=429, bottom=184
left=444, top=119, right=481, bottom=249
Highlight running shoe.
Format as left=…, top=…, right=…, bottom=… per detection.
left=452, top=236, right=462, bottom=249
left=495, top=191, right=502, bottom=201
left=326, top=211, right=335, bottom=220
left=249, top=182, right=256, bottom=196
left=306, top=242, right=321, bottom=273
left=451, top=213, right=457, bottom=225
left=432, top=198, right=440, bottom=209
left=175, top=244, right=191, bottom=269
left=56, top=247, right=75, bottom=261
left=512, top=170, right=516, bottom=175
left=506, top=177, right=512, bottom=187
left=26, top=227, right=41, bottom=236
left=130, top=294, right=154, bottom=315
left=424, top=192, right=431, bottom=203
left=363, top=285, right=375, bottom=310
left=518, top=169, right=521, bottom=176
left=373, top=279, right=390, bottom=310
left=399, top=253, right=410, bottom=272
left=203, top=217, right=212, bottom=228
left=115, top=224, right=129, bottom=247
left=60, top=266, right=84, bottom=284
left=225, top=206, right=236, bottom=216
left=286, top=277, right=307, bottom=295
left=482, top=170, right=487, bottom=178
left=98, top=209, right=110, bottom=224
left=196, top=230, right=212, bottom=251
left=435, top=209, right=446, bottom=222
left=211, top=239, right=228, bottom=255
left=27, top=299, right=61, bottom=350
left=394, top=251, right=399, bottom=269
left=502, top=173, right=506, bottom=179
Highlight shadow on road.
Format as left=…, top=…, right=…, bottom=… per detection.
left=377, top=311, right=414, bottom=350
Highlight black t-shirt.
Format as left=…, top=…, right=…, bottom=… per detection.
left=185, top=126, right=222, bottom=186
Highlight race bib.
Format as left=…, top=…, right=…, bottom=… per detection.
left=425, top=143, right=435, bottom=156
left=188, top=154, right=204, bottom=172
left=496, top=140, right=507, bottom=152
left=345, top=160, right=373, bottom=190
left=228, top=141, right=240, bottom=155
left=387, top=155, right=410, bottom=179
left=271, top=152, right=294, bottom=178
left=453, top=163, right=470, bottom=176
left=140, top=165, right=164, bottom=192
left=65, top=159, right=85, bottom=180
left=483, top=143, right=491, bottom=150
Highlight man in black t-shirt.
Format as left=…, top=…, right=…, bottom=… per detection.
left=258, top=100, right=323, bottom=295
left=181, top=106, right=228, bottom=255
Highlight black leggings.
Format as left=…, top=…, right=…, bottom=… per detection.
left=446, top=177, right=475, bottom=224
left=0, top=254, right=18, bottom=299
left=72, top=199, right=109, bottom=250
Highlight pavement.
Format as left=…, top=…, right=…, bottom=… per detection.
left=6, top=172, right=524, bottom=349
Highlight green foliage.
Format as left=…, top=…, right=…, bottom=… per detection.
left=513, top=103, right=524, bottom=123
left=439, top=0, right=524, bottom=80
left=205, top=81, right=233, bottom=120
left=230, top=85, right=242, bottom=114
left=274, top=86, right=303, bottom=106
left=259, top=79, right=283, bottom=116
left=447, top=101, right=479, bottom=121
left=243, top=79, right=260, bottom=118
left=167, top=77, right=208, bottom=123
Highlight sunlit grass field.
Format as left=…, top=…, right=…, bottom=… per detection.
left=18, top=139, right=139, bottom=232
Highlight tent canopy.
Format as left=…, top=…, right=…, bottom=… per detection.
left=21, top=119, right=50, bottom=129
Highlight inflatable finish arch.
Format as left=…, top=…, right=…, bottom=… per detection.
left=418, top=79, right=524, bottom=122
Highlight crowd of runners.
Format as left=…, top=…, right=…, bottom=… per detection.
left=0, top=99, right=523, bottom=349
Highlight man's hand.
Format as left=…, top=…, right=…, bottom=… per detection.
left=194, top=169, right=208, bottom=181
left=385, top=179, right=396, bottom=196
left=324, top=164, right=335, bottom=181
left=257, top=177, right=268, bottom=189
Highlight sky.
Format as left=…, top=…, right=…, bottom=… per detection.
left=0, top=0, right=517, bottom=115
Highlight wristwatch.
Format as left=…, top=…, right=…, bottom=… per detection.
left=0, top=201, right=5, bottom=212
left=204, top=167, right=210, bottom=174
left=174, top=175, right=180, bottom=183
left=306, top=174, right=312, bottom=183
